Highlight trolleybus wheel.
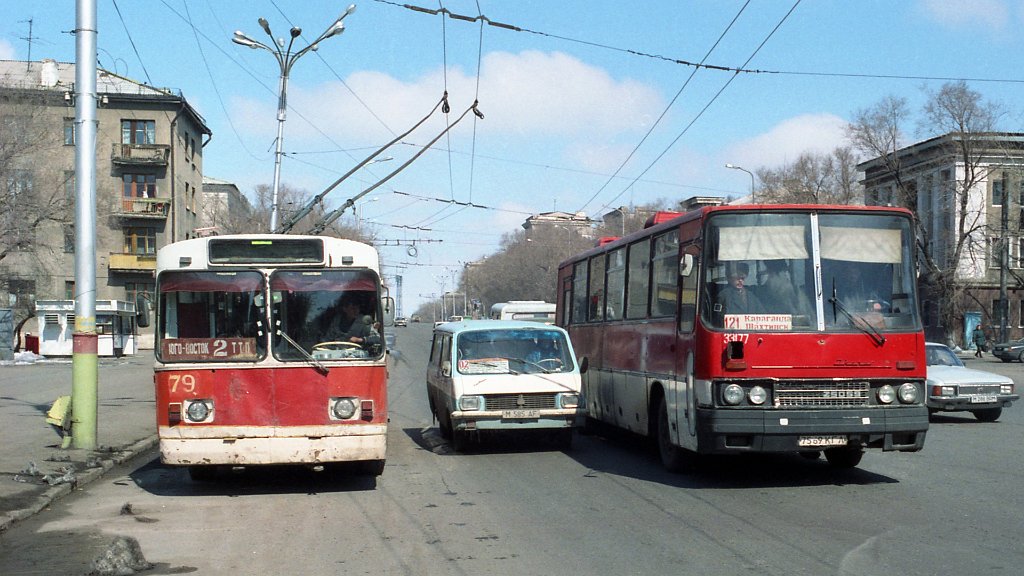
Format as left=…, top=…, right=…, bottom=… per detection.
left=823, top=447, right=863, bottom=469
left=356, top=460, right=386, bottom=476
left=187, top=465, right=217, bottom=482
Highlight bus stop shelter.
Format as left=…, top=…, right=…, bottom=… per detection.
left=35, top=300, right=138, bottom=357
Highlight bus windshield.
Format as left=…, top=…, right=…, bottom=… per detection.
left=157, top=270, right=266, bottom=362
left=456, top=329, right=574, bottom=374
left=700, top=211, right=920, bottom=333
left=270, top=269, right=383, bottom=361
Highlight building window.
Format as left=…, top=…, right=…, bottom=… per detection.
left=64, top=118, right=75, bottom=145
left=8, top=279, right=36, bottom=305
left=121, top=120, right=156, bottom=145
left=5, top=170, right=34, bottom=250
left=125, top=281, right=154, bottom=305
left=65, top=281, right=75, bottom=300
left=123, top=227, right=157, bottom=255
left=992, top=173, right=1006, bottom=206
left=123, top=173, right=157, bottom=198
left=64, top=224, right=75, bottom=253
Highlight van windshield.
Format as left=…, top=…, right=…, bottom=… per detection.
left=456, top=329, right=574, bottom=374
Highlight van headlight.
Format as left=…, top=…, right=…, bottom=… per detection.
left=559, top=393, right=580, bottom=409
left=459, top=395, right=482, bottom=411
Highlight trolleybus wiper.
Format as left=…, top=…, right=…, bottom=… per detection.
left=828, top=296, right=886, bottom=346
left=277, top=330, right=329, bottom=375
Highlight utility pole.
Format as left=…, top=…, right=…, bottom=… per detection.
left=71, top=0, right=99, bottom=450
left=998, top=173, right=1009, bottom=343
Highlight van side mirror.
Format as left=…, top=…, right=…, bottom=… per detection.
left=578, top=356, right=589, bottom=374
left=441, top=360, right=452, bottom=377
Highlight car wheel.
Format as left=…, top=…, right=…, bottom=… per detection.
left=1018, top=351, right=1024, bottom=363
left=972, top=407, right=1002, bottom=422
left=824, top=447, right=863, bottom=469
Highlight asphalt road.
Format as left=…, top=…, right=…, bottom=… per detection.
left=1, top=323, right=1022, bottom=575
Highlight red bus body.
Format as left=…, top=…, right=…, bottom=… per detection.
left=557, top=204, right=928, bottom=470
left=154, top=235, right=389, bottom=477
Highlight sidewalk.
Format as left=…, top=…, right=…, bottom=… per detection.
left=0, top=352, right=157, bottom=533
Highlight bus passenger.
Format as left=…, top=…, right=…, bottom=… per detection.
left=760, top=260, right=811, bottom=316
left=717, top=263, right=764, bottom=315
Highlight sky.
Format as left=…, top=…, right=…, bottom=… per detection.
left=3, top=0, right=1024, bottom=314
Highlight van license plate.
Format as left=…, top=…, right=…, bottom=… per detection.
left=502, top=409, right=540, bottom=419
left=798, top=435, right=847, bottom=447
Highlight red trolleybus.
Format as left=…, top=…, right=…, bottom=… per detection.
left=154, top=235, right=392, bottom=480
left=556, top=205, right=928, bottom=470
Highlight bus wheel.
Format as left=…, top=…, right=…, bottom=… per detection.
left=972, top=407, right=1002, bottom=422
left=824, top=447, right=863, bottom=469
left=187, top=465, right=217, bottom=482
left=657, top=396, right=695, bottom=473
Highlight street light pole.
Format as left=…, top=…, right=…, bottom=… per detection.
left=233, top=4, right=356, bottom=231
left=725, top=163, right=755, bottom=203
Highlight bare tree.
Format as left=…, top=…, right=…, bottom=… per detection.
left=848, top=82, right=1007, bottom=342
left=754, top=146, right=863, bottom=205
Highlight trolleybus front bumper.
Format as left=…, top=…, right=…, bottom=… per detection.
left=694, top=406, right=927, bottom=453
left=159, top=424, right=387, bottom=465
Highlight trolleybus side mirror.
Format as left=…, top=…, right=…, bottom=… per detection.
left=680, top=253, right=694, bottom=277
left=135, top=294, right=150, bottom=328
left=381, top=296, right=396, bottom=327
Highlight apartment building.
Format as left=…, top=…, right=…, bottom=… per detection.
left=0, top=58, right=211, bottom=341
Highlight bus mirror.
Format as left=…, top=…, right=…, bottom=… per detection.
left=381, top=297, right=396, bottom=327
left=135, top=295, right=150, bottom=328
left=254, top=293, right=264, bottom=307
left=578, top=356, right=589, bottom=374
left=680, top=254, right=694, bottom=277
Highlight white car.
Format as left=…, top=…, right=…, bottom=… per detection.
left=925, top=342, right=1018, bottom=421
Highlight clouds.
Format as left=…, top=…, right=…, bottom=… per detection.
left=721, top=113, right=850, bottom=169
left=917, top=0, right=1016, bottom=31
left=0, top=39, right=15, bottom=60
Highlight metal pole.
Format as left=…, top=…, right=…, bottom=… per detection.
left=71, top=0, right=98, bottom=450
left=999, top=173, right=1009, bottom=342
left=269, top=72, right=288, bottom=231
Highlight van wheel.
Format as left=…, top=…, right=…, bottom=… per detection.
left=657, top=396, right=696, bottom=473
left=451, top=428, right=468, bottom=452
left=438, top=407, right=453, bottom=440
left=188, top=465, right=217, bottom=482
left=972, top=407, right=1002, bottom=422
left=553, top=428, right=573, bottom=450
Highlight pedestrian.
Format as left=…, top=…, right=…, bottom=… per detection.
left=972, top=324, right=987, bottom=358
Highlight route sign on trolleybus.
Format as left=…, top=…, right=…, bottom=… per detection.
left=556, top=204, right=929, bottom=471
left=154, top=235, right=393, bottom=480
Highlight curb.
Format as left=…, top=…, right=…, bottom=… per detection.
left=0, top=435, right=159, bottom=534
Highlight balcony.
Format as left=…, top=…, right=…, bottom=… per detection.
left=111, top=143, right=170, bottom=166
left=115, top=198, right=169, bottom=219
left=108, top=253, right=156, bottom=273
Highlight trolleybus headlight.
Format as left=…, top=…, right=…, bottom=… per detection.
left=459, top=395, right=482, bottom=411
left=877, top=385, right=896, bottom=404
left=560, top=393, right=580, bottom=409
left=184, top=399, right=213, bottom=423
left=898, top=383, right=919, bottom=404
left=331, top=397, right=358, bottom=420
left=748, top=385, right=767, bottom=405
left=723, top=384, right=744, bottom=406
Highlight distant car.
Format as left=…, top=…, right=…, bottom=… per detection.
left=925, top=342, right=1018, bottom=421
left=410, top=314, right=421, bottom=323
left=394, top=317, right=408, bottom=327
left=992, top=337, right=1024, bottom=362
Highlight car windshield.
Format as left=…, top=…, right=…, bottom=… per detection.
left=926, top=345, right=964, bottom=367
left=456, top=329, right=574, bottom=374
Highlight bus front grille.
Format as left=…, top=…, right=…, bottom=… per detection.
left=483, top=393, right=558, bottom=411
left=774, top=381, right=870, bottom=408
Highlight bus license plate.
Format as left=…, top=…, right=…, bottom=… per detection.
left=798, top=435, right=847, bottom=447
left=970, top=395, right=997, bottom=403
left=502, top=409, right=540, bottom=419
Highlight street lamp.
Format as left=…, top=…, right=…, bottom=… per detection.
left=354, top=196, right=380, bottom=232
left=233, top=4, right=357, bottom=231
left=725, top=163, right=755, bottom=203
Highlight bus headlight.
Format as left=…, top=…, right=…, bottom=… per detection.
left=748, top=385, right=767, bottom=405
left=723, top=384, right=744, bottom=406
left=459, top=395, right=482, bottom=411
left=183, top=399, right=213, bottom=423
left=877, top=385, right=896, bottom=404
left=331, top=397, right=358, bottom=420
left=559, top=393, right=580, bottom=409
left=898, top=383, right=919, bottom=404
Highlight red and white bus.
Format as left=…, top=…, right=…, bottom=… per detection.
left=154, top=235, right=391, bottom=480
left=556, top=205, right=929, bottom=470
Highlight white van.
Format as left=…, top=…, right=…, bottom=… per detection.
left=426, top=320, right=586, bottom=451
